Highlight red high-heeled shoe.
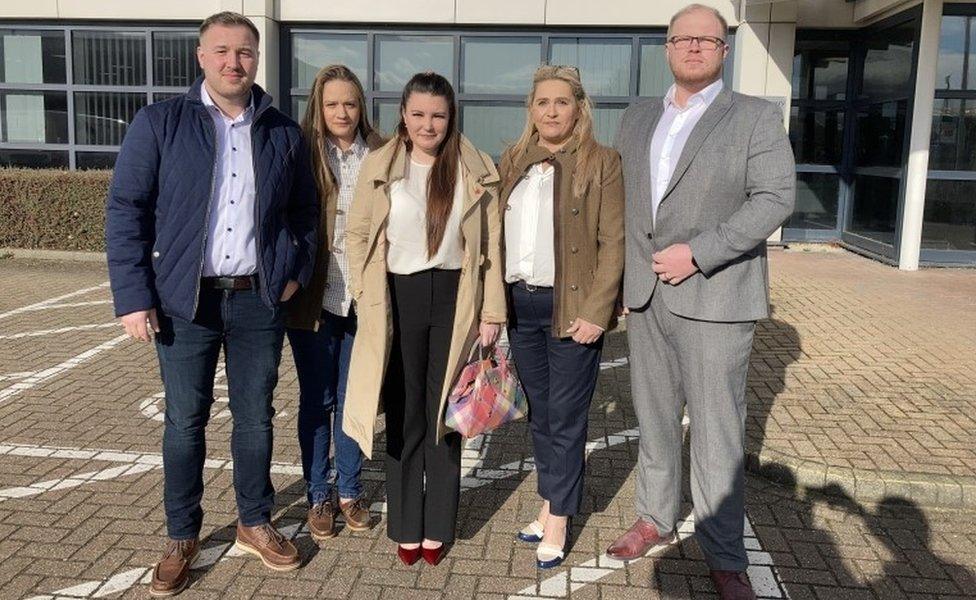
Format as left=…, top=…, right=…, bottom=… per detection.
left=421, top=544, right=446, bottom=566
left=397, top=545, right=422, bottom=565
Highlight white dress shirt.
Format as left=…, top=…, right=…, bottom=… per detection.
left=322, top=135, right=368, bottom=316
left=386, top=159, right=464, bottom=274
left=200, top=84, right=258, bottom=277
left=504, top=162, right=555, bottom=287
left=649, top=79, right=724, bottom=224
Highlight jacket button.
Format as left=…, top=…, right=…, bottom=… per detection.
left=646, top=232, right=653, bottom=239
left=572, top=207, right=580, bottom=215
left=152, top=251, right=160, bottom=258
left=570, top=246, right=579, bottom=254
left=570, top=284, right=578, bottom=291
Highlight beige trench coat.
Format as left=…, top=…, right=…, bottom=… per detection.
left=340, top=135, right=507, bottom=459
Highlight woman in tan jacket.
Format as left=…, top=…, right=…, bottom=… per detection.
left=342, top=72, right=506, bottom=566
left=498, top=65, right=624, bottom=569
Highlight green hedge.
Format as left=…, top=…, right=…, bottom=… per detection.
left=0, top=168, right=111, bottom=252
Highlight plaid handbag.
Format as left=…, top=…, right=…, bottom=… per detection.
left=445, top=344, right=528, bottom=438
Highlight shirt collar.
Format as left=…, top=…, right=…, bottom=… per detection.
left=326, top=133, right=367, bottom=159
left=663, top=78, right=724, bottom=111
left=200, top=83, right=254, bottom=121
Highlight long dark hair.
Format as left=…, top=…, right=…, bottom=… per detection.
left=300, top=64, right=375, bottom=201
left=395, top=72, right=460, bottom=259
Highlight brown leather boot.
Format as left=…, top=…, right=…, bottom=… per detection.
left=234, top=523, right=301, bottom=571
left=307, top=501, right=337, bottom=541
left=339, top=497, right=372, bottom=531
left=149, top=538, right=199, bottom=597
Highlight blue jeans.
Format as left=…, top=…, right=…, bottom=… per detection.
left=287, top=309, right=363, bottom=504
left=155, top=286, right=285, bottom=540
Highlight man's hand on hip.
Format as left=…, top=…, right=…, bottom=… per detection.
left=120, top=309, right=160, bottom=342
left=280, top=280, right=300, bottom=302
left=652, top=243, right=699, bottom=286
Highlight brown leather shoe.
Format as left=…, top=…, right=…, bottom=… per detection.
left=605, top=518, right=676, bottom=560
left=339, top=497, right=372, bottom=531
left=234, top=523, right=301, bottom=571
left=710, top=570, right=757, bottom=600
left=307, top=502, right=336, bottom=541
left=149, top=538, right=199, bottom=597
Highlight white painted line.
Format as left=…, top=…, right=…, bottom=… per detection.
left=0, top=322, right=117, bottom=340
left=0, top=463, right=158, bottom=502
left=30, top=300, right=113, bottom=311
left=0, top=282, right=110, bottom=320
left=0, top=371, right=35, bottom=383
left=599, top=357, right=629, bottom=370
left=0, top=333, right=129, bottom=404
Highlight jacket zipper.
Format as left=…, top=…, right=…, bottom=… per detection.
left=250, top=113, right=271, bottom=307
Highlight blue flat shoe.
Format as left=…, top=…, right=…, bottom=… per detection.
left=516, top=520, right=544, bottom=543
left=536, top=541, right=567, bottom=569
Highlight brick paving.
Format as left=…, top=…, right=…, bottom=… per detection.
left=0, top=251, right=974, bottom=599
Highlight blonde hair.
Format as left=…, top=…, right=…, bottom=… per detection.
left=507, top=65, right=601, bottom=198
left=668, top=4, right=729, bottom=40
left=300, top=64, right=375, bottom=201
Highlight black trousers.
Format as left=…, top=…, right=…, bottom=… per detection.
left=507, top=284, right=603, bottom=516
left=383, top=268, right=463, bottom=544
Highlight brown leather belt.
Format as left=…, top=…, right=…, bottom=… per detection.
left=201, top=276, right=256, bottom=290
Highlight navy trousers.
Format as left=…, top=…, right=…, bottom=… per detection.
left=507, top=284, right=602, bottom=516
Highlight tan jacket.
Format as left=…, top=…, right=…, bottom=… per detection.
left=286, top=131, right=387, bottom=331
left=499, top=137, right=624, bottom=335
left=341, top=136, right=507, bottom=458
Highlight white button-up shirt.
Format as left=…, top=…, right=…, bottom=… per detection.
left=200, top=84, right=258, bottom=277
left=649, top=79, right=724, bottom=224
left=322, top=135, right=368, bottom=316
left=504, top=162, right=555, bottom=287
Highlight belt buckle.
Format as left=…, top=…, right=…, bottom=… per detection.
left=524, top=282, right=538, bottom=293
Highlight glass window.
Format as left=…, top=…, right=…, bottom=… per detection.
left=921, top=179, right=976, bottom=251
left=0, top=148, right=68, bottom=168
left=460, top=103, right=524, bottom=159
left=374, top=99, right=401, bottom=137
left=73, top=31, right=146, bottom=86
left=291, top=96, right=309, bottom=124
left=292, top=33, right=368, bottom=90
left=461, top=37, right=540, bottom=95
left=549, top=38, right=631, bottom=96
left=593, top=105, right=626, bottom=147
left=1, top=91, right=68, bottom=144
left=74, top=92, right=147, bottom=146
left=638, top=39, right=671, bottom=96
left=790, top=106, right=845, bottom=165
left=375, top=35, right=453, bottom=92
left=75, top=151, right=118, bottom=170
left=860, top=21, right=916, bottom=100
left=787, top=172, right=840, bottom=230
left=153, top=32, right=199, bottom=88
left=792, top=39, right=850, bottom=101
left=929, top=99, right=976, bottom=171
left=0, top=29, right=66, bottom=84
left=855, top=100, right=907, bottom=168
left=849, top=174, right=900, bottom=245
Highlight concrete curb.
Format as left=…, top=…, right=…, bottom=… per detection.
left=747, top=447, right=976, bottom=510
left=0, top=248, right=106, bottom=263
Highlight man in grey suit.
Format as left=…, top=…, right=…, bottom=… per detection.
left=605, top=5, right=795, bottom=600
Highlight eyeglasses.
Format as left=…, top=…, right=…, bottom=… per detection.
left=551, top=64, right=581, bottom=77
left=666, top=35, right=727, bottom=52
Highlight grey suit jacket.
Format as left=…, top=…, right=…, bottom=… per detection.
left=615, top=88, right=795, bottom=322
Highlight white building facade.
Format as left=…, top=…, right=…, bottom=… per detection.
left=1, top=0, right=973, bottom=268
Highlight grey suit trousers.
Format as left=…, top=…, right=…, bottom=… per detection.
left=628, top=290, right=755, bottom=572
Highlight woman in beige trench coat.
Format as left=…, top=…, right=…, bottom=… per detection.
left=341, top=72, right=506, bottom=566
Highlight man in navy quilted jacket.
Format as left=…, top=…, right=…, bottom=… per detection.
left=105, top=12, right=317, bottom=595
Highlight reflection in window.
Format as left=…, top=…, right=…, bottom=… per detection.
left=639, top=39, right=672, bottom=97
left=74, top=92, right=146, bottom=146
left=375, top=35, right=453, bottom=92
left=790, top=106, right=845, bottom=165
left=860, top=22, right=915, bottom=99
left=73, top=31, right=146, bottom=86
left=153, top=32, right=199, bottom=88
left=0, top=148, right=68, bottom=168
left=788, top=172, right=840, bottom=230
left=374, top=100, right=401, bottom=138
left=1, top=91, right=68, bottom=143
left=461, top=37, right=540, bottom=95
left=855, top=100, right=907, bottom=167
left=550, top=39, right=631, bottom=96
left=0, top=29, right=66, bottom=84
left=460, top=104, right=524, bottom=159
left=75, top=151, right=118, bottom=170
left=593, top=105, right=626, bottom=147
left=792, top=39, right=850, bottom=101
left=292, top=33, right=368, bottom=90
left=921, top=179, right=976, bottom=251
left=291, top=96, right=309, bottom=124
left=930, top=99, right=976, bottom=171
left=849, top=174, right=900, bottom=245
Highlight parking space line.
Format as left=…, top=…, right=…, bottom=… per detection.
left=0, top=282, right=110, bottom=320
left=0, top=323, right=118, bottom=340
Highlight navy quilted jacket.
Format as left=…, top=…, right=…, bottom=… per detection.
left=105, top=78, right=318, bottom=321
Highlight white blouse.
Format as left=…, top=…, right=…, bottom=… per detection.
left=386, top=159, right=465, bottom=274
left=504, top=162, right=555, bottom=287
